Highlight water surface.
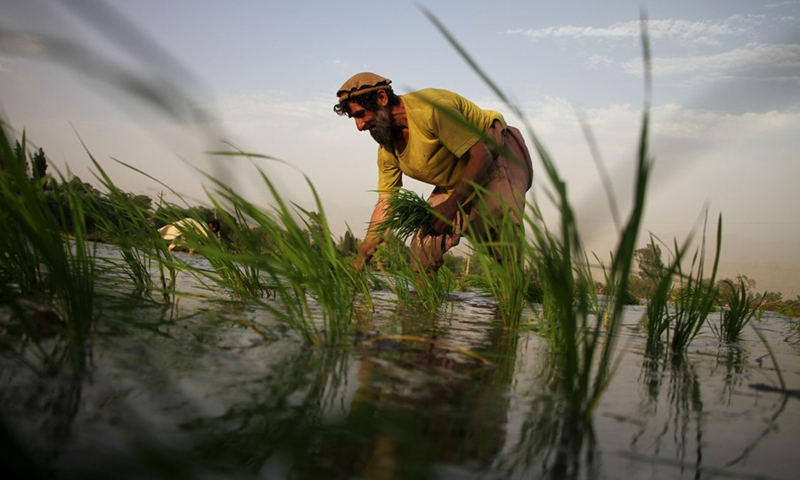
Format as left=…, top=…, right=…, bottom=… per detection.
left=2, top=245, right=798, bottom=479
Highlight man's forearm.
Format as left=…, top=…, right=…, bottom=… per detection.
left=452, top=142, right=494, bottom=205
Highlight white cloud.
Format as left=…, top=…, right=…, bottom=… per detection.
left=585, top=54, right=617, bottom=69
left=648, top=105, right=800, bottom=148
left=765, top=1, right=800, bottom=10
left=507, top=15, right=762, bottom=47
left=615, top=42, right=800, bottom=76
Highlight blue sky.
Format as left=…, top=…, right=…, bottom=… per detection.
left=1, top=0, right=799, bottom=295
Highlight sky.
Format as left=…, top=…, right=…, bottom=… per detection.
left=1, top=0, right=799, bottom=296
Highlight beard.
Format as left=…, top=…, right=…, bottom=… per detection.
left=368, top=107, right=394, bottom=148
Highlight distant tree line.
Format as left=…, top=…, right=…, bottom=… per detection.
left=629, top=243, right=799, bottom=317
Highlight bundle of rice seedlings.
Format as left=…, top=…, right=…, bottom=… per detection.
left=375, top=189, right=433, bottom=240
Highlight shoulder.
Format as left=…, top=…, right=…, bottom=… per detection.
left=403, top=89, right=468, bottom=132
left=403, top=88, right=462, bottom=107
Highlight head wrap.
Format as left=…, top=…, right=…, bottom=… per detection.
left=336, top=72, right=392, bottom=101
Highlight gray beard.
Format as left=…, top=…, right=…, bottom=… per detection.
left=369, top=108, right=395, bottom=148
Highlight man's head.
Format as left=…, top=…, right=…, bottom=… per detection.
left=334, top=72, right=400, bottom=148
left=334, top=72, right=394, bottom=110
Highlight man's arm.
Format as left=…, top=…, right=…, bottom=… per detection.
left=354, top=193, right=392, bottom=270
left=429, top=140, right=494, bottom=235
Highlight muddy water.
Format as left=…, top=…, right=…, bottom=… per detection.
left=1, top=246, right=798, bottom=479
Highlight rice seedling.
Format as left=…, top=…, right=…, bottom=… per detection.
left=192, top=203, right=275, bottom=300
left=374, top=260, right=413, bottom=308
left=669, top=215, right=722, bottom=355
left=465, top=188, right=529, bottom=329
left=87, top=155, right=276, bottom=304
left=0, top=128, right=97, bottom=373
left=82, top=153, right=177, bottom=300
left=641, top=236, right=680, bottom=356
left=372, top=234, right=415, bottom=307
left=374, top=188, right=434, bottom=241
left=374, top=235, right=453, bottom=313
left=508, top=92, right=658, bottom=420
left=411, top=263, right=455, bottom=312
left=714, top=277, right=762, bottom=344
left=202, top=153, right=372, bottom=345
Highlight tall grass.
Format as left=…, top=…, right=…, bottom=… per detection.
left=0, top=128, right=96, bottom=373
left=640, top=218, right=723, bottom=358
left=643, top=236, right=679, bottom=356
left=715, top=277, right=762, bottom=344
left=373, top=234, right=453, bottom=313
left=84, top=153, right=178, bottom=301
left=465, top=186, right=529, bottom=329
left=669, top=215, right=722, bottom=355
left=194, top=202, right=275, bottom=299
left=202, top=154, right=372, bottom=345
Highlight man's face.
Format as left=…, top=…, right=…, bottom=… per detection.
left=348, top=102, right=394, bottom=148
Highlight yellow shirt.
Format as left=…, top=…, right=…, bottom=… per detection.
left=376, top=88, right=506, bottom=193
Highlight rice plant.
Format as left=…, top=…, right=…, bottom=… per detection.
left=642, top=236, right=679, bottom=356
left=411, top=263, right=455, bottom=313
left=87, top=154, right=276, bottom=303
left=375, top=188, right=434, bottom=241
left=465, top=187, right=529, bottom=329
left=193, top=202, right=275, bottom=300
left=374, top=235, right=453, bottom=313
left=202, top=154, right=372, bottom=345
left=83, top=153, right=178, bottom=300
left=669, top=215, right=722, bottom=355
left=715, top=277, right=762, bottom=344
left=0, top=128, right=97, bottom=373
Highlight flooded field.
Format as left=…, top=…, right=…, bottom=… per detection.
left=1, top=244, right=798, bottom=480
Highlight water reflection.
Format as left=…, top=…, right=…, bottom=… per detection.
left=2, top=258, right=798, bottom=479
left=713, top=345, right=749, bottom=406
left=631, top=355, right=705, bottom=478
left=176, top=311, right=518, bottom=479
left=0, top=368, right=83, bottom=478
left=496, top=341, right=601, bottom=480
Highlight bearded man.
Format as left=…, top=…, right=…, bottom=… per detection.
left=334, top=72, right=533, bottom=272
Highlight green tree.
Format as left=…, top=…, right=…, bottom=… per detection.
left=634, top=242, right=665, bottom=299
left=716, top=274, right=757, bottom=305
left=442, top=252, right=467, bottom=276
left=635, top=242, right=664, bottom=281
left=757, top=291, right=783, bottom=308
left=626, top=273, right=649, bottom=300
left=128, top=193, right=152, bottom=211
left=32, top=147, right=48, bottom=181
left=337, top=229, right=358, bottom=256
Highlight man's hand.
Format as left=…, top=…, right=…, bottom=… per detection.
left=352, top=257, right=366, bottom=272
left=429, top=196, right=460, bottom=235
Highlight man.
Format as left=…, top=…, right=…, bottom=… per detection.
left=334, top=72, right=533, bottom=272
left=207, top=219, right=221, bottom=237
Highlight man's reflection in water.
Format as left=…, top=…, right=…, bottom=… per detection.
left=292, top=318, right=518, bottom=480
